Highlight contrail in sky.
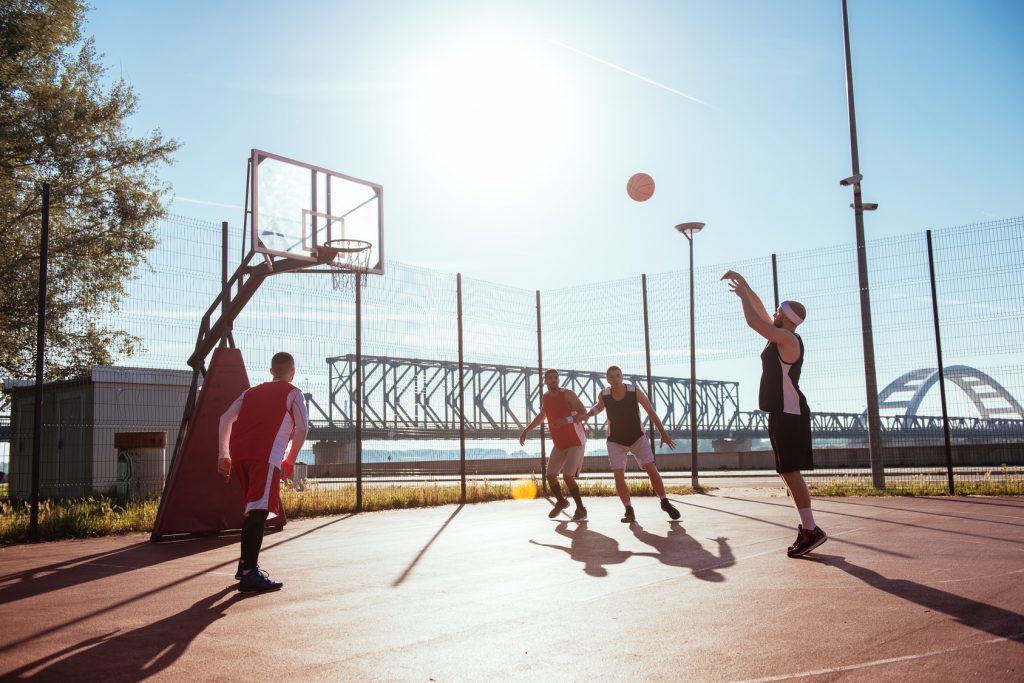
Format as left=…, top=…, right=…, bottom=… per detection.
left=550, top=39, right=709, bottom=107
left=166, top=195, right=243, bottom=210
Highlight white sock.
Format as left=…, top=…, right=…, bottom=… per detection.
left=798, top=508, right=816, bottom=530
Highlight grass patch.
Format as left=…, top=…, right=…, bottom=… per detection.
left=810, top=466, right=1024, bottom=496
left=0, top=497, right=159, bottom=544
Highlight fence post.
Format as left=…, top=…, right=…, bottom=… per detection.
left=641, top=275, right=655, bottom=451
left=536, top=290, right=546, bottom=493
left=355, top=272, right=363, bottom=511
left=457, top=274, right=466, bottom=503
left=220, top=221, right=229, bottom=347
left=925, top=230, right=955, bottom=494
left=29, top=182, right=50, bottom=540
left=771, top=253, right=780, bottom=310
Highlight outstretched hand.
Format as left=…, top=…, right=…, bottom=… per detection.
left=660, top=435, right=677, bottom=450
left=721, top=270, right=747, bottom=296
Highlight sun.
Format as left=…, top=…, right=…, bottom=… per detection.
left=408, top=33, right=582, bottom=201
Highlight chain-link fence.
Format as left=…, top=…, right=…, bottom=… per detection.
left=3, top=214, right=1023, bottom=529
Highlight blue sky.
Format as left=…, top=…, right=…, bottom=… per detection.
left=85, top=0, right=1023, bottom=289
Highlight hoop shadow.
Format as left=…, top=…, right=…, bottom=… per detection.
left=818, top=554, right=1024, bottom=641
left=530, top=521, right=639, bottom=577
left=4, top=586, right=249, bottom=679
left=630, top=521, right=734, bottom=582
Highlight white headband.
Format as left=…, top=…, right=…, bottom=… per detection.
left=780, top=301, right=804, bottom=326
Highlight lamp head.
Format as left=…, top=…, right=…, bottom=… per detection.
left=675, top=222, right=705, bottom=239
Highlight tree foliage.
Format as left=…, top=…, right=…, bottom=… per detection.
left=0, top=0, right=179, bottom=382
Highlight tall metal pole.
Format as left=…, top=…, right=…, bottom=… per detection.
left=457, top=274, right=467, bottom=503
left=29, top=183, right=50, bottom=539
left=842, top=0, right=885, bottom=488
left=535, top=290, right=547, bottom=493
left=770, top=253, right=780, bottom=310
left=641, top=275, right=655, bottom=452
left=687, top=236, right=699, bottom=489
left=925, top=231, right=955, bottom=494
left=355, top=273, right=363, bottom=510
left=220, top=221, right=229, bottom=347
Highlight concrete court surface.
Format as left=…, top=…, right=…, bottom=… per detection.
left=0, top=493, right=1022, bottom=682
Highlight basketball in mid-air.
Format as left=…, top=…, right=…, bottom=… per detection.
left=510, top=478, right=538, bottom=500
left=627, top=172, right=655, bottom=202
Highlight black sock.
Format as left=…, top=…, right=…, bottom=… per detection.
left=240, top=509, right=269, bottom=571
left=568, top=484, right=583, bottom=508
left=548, top=479, right=565, bottom=502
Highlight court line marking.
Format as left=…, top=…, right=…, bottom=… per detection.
left=731, top=631, right=1024, bottom=682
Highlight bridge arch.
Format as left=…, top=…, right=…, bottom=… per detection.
left=876, top=366, right=1024, bottom=420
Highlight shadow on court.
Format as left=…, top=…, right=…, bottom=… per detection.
left=1, top=497, right=1022, bottom=681
left=0, top=535, right=239, bottom=606
left=530, top=521, right=638, bottom=577
left=816, top=554, right=1024, bottom=642
left=5, top=585, right=249, bottom=680
left=629, top=521, right=734, bottom=581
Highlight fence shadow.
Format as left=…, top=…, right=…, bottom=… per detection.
left=0, top=534, right=239, bottom=606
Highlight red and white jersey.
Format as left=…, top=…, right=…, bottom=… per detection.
left=542, top=388, right=586, bottom=450
left=220, top=380, right=308, bottom=468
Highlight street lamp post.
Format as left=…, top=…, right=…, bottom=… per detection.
left=840, top=0, right=884, bottom=488
left=676, top=222, right=704, bottom=490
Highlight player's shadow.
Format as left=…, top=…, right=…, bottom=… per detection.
left=0, top=534, right=239, bottom=606
left=530, top=521, right=639, bottom=577
left=630, top=521, right=734, bottom=582
left=4, top=585, right=249, bottom=679
left=819, top=554, right=1024, bottom=641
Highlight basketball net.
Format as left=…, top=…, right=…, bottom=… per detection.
left=317, top=239, right=371, bottom=293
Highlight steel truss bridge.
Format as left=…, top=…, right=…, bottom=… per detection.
left=307, top=355, right=1024, bottom=442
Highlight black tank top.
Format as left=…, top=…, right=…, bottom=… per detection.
left=759, top=335, right=808, bottom=415
left=603, top=384, right=645, bottom=446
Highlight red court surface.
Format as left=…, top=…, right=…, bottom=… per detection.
left=1, top=493, right=1022, bottom=681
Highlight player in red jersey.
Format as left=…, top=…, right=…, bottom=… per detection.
left=218, top=352, right=309, bottom=592
left=520, top=369, right=590, bottom=521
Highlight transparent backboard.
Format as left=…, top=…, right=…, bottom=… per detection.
left=250, top=149, right=384, bottom=274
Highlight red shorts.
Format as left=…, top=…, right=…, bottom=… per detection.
left=232, top=459, right=282, bottom=518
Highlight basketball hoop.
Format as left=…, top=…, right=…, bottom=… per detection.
left=316, top=239, right=371, bottom=292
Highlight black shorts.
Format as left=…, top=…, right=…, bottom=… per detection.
left=768, top=411, right=813, bottom=474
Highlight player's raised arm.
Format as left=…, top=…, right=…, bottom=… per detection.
left=722, top=271, right=772, bottom=325
left=636, top=388, right=676, bottom=449
left=519, top=407, right=547, bottom=446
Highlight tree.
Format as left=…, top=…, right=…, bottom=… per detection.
left=0, top=0, right=180, bottom=382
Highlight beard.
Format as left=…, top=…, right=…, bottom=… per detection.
left=773, top=318, right=784, bottom=328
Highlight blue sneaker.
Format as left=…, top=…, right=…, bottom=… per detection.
left=234, top=561, right=244, bottom=580
left=238, top=566, right=283, bottom=593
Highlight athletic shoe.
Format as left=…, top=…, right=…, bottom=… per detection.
left=660, top=498, right=681, bottom=520
left=237, top=566, right=283, bottom=593
left=234, top=560, right=244, bottom=580
left=787, top=525, right=828, bottom=558
left=620, top=506, right=636, bottom=523
left=548, top=498, right=570, bottom=519
left=572, top=507, right=588, bottom=522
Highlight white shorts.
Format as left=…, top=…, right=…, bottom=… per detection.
left=606, top=435, right=655, bottom=470
left=547, top=444, right=585, bottom=477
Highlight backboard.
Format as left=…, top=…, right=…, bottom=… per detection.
left=249, top=149, right=384, bottom=275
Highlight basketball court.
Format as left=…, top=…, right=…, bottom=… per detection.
left=2, top=492, right=1021, bottom=681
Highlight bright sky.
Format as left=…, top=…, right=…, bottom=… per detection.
left=86, top=0, right=1023, bottom=289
